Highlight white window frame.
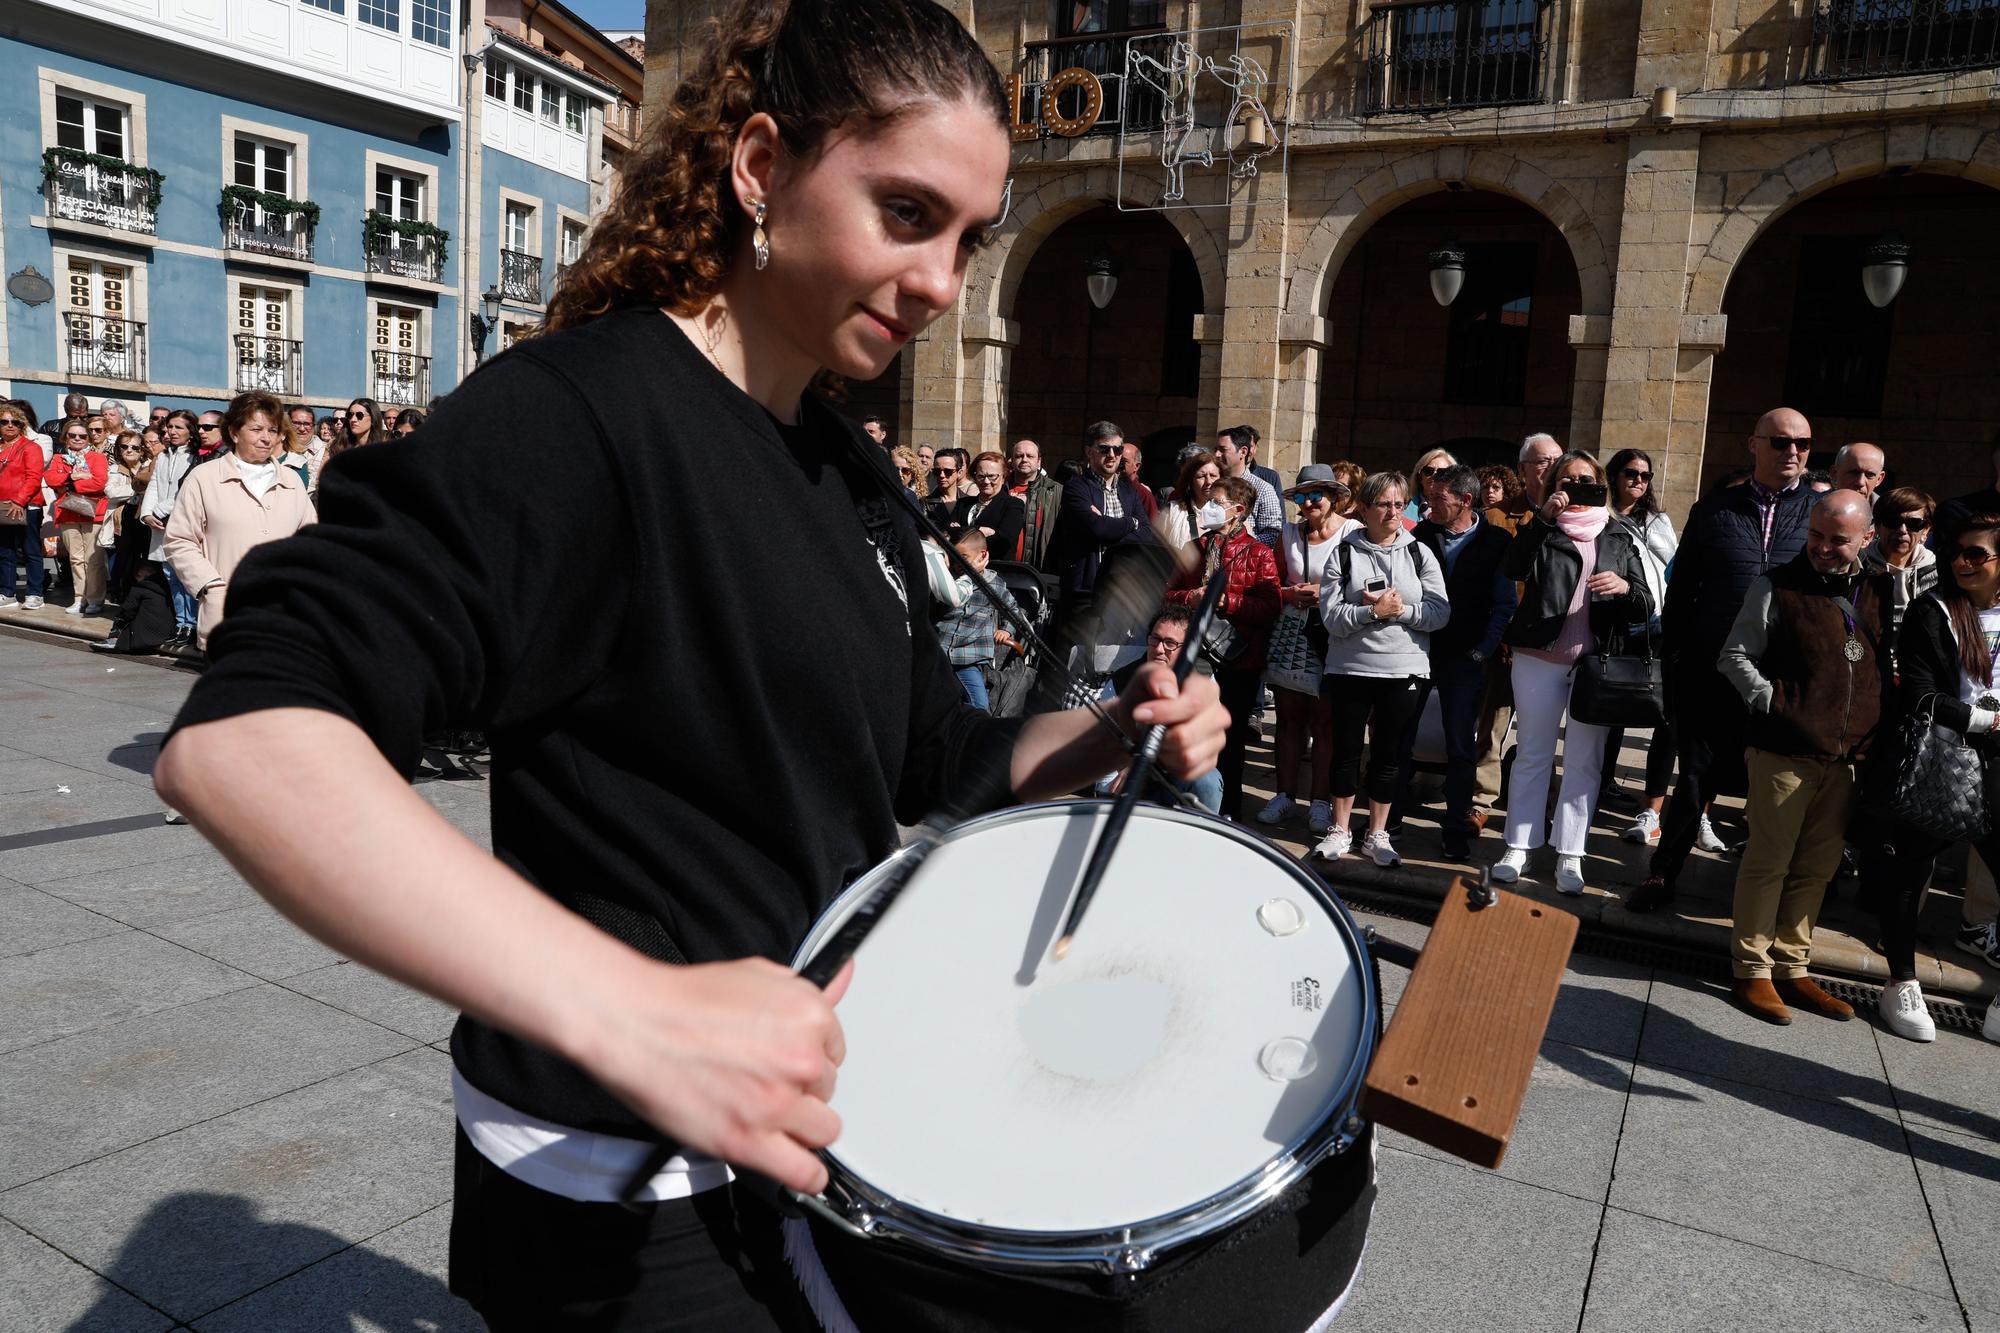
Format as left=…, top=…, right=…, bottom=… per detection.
left=51, top=239, right=149, bottom=382
left=367, top=297, right=432, bottom=406
left=557, top=207, right=589, bottom=266
left=39, top=70, right=148, bottom=167
left=499, top=189, right=542, bottom=258
left=364, top=148, right=440, bottom=225
left=221, top=116, right=309, bottom=201
left=484, top=55, right=508, bottom=103
left=226, top=275, right=305, bottom=395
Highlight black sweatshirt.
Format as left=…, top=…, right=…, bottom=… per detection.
left=170, top=308, right=1021, bottom=1134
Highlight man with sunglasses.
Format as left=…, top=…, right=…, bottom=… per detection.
left=1052, top=420, right=1150, bottom=628
left=1630, top=407, right=1817, bottom=914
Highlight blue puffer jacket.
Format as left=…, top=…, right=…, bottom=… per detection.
left=1661, top=481, right=1814, bottom=670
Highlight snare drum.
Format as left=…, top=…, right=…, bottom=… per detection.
left=788, top=800, right=1380, bottom=1332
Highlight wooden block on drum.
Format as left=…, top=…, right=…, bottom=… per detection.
left=1360, top=882, right=1577, bottom=1169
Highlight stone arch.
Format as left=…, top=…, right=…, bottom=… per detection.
left=1283, top=147, right=1615, bottom=324
left=965, top=162, right=1228, bottom=326
left=1686, top=124, right=2000, bottom=317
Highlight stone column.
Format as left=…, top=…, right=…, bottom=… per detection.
left=1566, top=314, right=1611, bottom=457
left=907, top=312, right=962, bottom=452
left=1272, top=313, right=1328, bottom=474
left=959, top=315, right=1019, bottom=451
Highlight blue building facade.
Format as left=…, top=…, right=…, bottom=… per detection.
left=0, top=0, right=607, bottom=423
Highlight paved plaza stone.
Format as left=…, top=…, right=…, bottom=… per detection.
left=1, top=627, right=1998, bottom=1330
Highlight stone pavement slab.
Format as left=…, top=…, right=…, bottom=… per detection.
left=1637, top=971, right=1895, bottom=1111
left=193, top=1203, right=479, bottom=1333
left=0, top=876, right=128, bottom=958
left=0, top=929, right=256, bottom=1055
left=1876, top=1023, right=2000, bottom=1143
left=1341, top=1147, right=1601, bottom=1330
left=1609, top=1062, right=1951, bottom=1296
left=29, top=850, right=265, bottom=929
left=0, top=777, right=165, bottom=837
left=1546, top=951, right=1653, bottom=1059
left=0, top=821, right=205, bottom=885
left=0, top=984, right=412, bottom=1191
left=0, top=1215, right=171, bottom=1333
left=0, top=1048, right=454, bottom=1324
left=286, top=961, right=459, bottom=1045
left=1579, top=1206, right=1964, bottom=1332
left=156, top=902, right=345, bottom=981
left=1908, top=1126, right=2000, bottom=1317
left=0, top=752, right=135, bottom=797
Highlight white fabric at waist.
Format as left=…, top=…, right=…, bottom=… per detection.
left=452, top=1066, right=733, bottom=1204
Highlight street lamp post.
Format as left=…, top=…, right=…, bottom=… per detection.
left=1860, top=232, right=1910, bottom=308
left=1427, top=241, right=1467, bottom=307
left=468, top=286, right=503, bottom=365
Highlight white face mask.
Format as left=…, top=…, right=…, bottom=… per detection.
left=1197, top=500, right=1231, bottom=533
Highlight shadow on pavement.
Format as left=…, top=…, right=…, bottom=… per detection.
left=67, top=1192, right=480, bottom=1331
left=105, top=732, right=165, bottom=779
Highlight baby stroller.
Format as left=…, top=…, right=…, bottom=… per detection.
left=985, top=559, right=1055, bottom=718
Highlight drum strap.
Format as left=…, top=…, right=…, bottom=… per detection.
left=565, top=886, right=689, bottom=966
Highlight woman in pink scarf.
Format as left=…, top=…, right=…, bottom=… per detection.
left=1491, top=450, right=1653, bottom=894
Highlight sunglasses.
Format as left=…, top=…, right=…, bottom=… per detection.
left=347, top=412, right=369, bottom=420
left=198, top=423, right=222, bottom=431
left=1882, top=514, right=1930, bottom=533
left=1620, top=469, right=1652, bottom=482
left=0, top=419, right=24, bottom=428
left=1955, top=546, right=1999, bottom=568
left=1759, top=435, right=1812, bottom=452
left=1418, top=465, right=1452, bottom=479
left=1294, top=490, right=1333, bottom=504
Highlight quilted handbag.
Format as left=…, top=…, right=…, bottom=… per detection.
left=1263, top=605, right=1322, bottom=696
left=1884, top=694, right=1990, bottom=843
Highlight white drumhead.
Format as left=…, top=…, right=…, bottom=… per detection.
left=803, top=803, right=1367, bottom=1236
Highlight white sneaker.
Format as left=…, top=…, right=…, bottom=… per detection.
left=0, top=594, right=15, bottom=608
left=162, top=808, right=187, bottom=826
left=1307, top=800, right=1333, bottom=836
left=1256, top=793, right=1296, bottom=826
left=1622, top=809, right=1660, bottom=845
left=1362, top=830, right=1401, bottom=867
left=1555, top=855, right=1586, bottom=895
left=1696, top=815, right=1727, bottom=853
left=21, top=596, right=43, bottom=610
left=1878, top=980, right=1937, bottom=1043
left=1985, top=995, right=2000, bottom=1044
left=1491, top=847, right=1528, bottom=883
left=65, top=599, right=84, bottom=614
left=1315, top=827, right=1353, bottom=860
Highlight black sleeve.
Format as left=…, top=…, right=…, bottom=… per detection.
left=1502, top=515, right=1550, bottom=578
left=1899, top=596, right=1974, bottom=736
left=169, top=358, right=633, bottom=776
left=983, top=495, right=1025, bottom=560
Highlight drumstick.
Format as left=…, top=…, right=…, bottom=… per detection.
left=1054, top=562, right=1231, bottom=962
left=617, top=824, right=945, bottom=1209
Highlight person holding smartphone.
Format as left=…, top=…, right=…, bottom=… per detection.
left=1491, top=450, right=1653, bottom=894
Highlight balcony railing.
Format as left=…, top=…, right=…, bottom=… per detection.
left=234, top=334, right=303, bottom=396
left=44, top=155, right=158, bottom=235
left=63, top=314, right=147, bottom=382
left=1803, top=0, right=2000, bottom=81
left=500, top=249, right=543, bottom=304
left=371, top=349, right=431, bottom=407
left=224, top=198, right=315, bottom=262
left=1019, top=27, right=1169, bottom=136
left=365, top=231, right=445, bottom=284
left=1360, top=0, right=1555, bottom=114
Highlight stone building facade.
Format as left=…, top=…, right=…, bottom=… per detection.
left=645, top=0, right=2000, bottom=517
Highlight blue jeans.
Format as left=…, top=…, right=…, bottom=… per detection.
left=162, top=561, right=197, bottom=631
left=1398, top=654, right=1487, bottom=819
left=0, top=507, right=45, bottom=599
left=955, top=664, right=990, bottom=711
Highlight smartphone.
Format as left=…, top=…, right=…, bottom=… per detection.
left=1563, top=481, right=1609, bottom=507
left=1366, top=578, right=1388, bottom=594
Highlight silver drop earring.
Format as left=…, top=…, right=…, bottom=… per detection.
left=752, top=200, right=769, bottom=271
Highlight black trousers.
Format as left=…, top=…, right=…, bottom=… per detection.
left=447, top=1127, right=809, bottom=1332
left=1324, top=673, right=1425, bottom=804
left=1651, top=664, right=1747, bottom=884
left=1861, top=822, right=2000, bottom=982
left=1217, top=668, right=1261, bottom=819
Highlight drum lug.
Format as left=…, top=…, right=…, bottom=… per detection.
left=1362, top=924, right=1378, bottom=944
left=1109, top=1244, right=1153, bottom=1274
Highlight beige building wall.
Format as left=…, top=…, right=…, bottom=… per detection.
left=644, top=0, right=2000, bottom=519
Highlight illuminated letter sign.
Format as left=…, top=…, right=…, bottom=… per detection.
left=1041, top=67, right=1104, bottom=136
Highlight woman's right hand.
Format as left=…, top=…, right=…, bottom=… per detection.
left=1538, top=485, right=1568, bottom=524
left=588, top=956, right=852, bottom=1194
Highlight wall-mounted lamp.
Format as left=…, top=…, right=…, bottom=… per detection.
left=1239, top=109, right=1270, bottom=150
left=1427, top=241, right=1467, bottom=307
left=1084, top=251, right=1119, bottom=310
left=1651, top=85, right=1677, bottom=128
left=1860, top=232, right=1910, bottom=308
left=468, top=286, right=503, bottom=363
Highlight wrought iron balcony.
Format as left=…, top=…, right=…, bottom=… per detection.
left=224, top=198, right=315, bottom=262
left=371, top=349, right=431, bottom=407
left=499, top=249, right=543, bottom=304
left=234, top=334, right=303, bottom=396
left=365, top=230, right=445, bottom=284
left=1359, top=0, right=1554, bottom=114
left=63, top=314, right=147, bottom=382
left=1019, top=27, right=1169, bottom=136
left=1803, top=0, right=2000, bottom=81
left=44, top=154, right=158, bottom=234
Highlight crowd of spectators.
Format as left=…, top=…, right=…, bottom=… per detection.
left=876, top=410, right=2000, bottom=1045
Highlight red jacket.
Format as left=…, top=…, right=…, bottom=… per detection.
left=1166, top=525, right=1281, bottom=673
left=0, top=437, right=43, bottom=507
left=44, top=449, right=108, bottom=524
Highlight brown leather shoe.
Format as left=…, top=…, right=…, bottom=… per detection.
left=1776, top=975, right=1855, bottom=1021
left=1731, top=977, right=1793, bottom=1025
left=1624, top=874, right=1675, bottom=915
left=1467, top=808, right=1490, bottom=833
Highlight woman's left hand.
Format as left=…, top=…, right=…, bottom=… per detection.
left=1121, top=662, right=1228, bottom=780
left=1586, top=571, right=1629, bottom=597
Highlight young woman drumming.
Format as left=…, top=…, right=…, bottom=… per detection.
left=152, top=2, right=1226, bottom=1328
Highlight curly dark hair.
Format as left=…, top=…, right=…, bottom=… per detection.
left=544, top=0, right=1007, bottom=334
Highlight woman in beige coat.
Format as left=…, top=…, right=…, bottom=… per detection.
left=164, top=390, right=316, bottom=649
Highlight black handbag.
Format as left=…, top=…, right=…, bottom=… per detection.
left=1884, top=693, right=1990, bottom=843
left=1569, top=633, right=1664, bottom=727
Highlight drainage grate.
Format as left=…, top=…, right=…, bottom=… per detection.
left=1336, top=885, right=1989, bottom=1033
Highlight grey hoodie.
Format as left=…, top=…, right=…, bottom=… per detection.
left=1319, top=527, right=1451, bottom=679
